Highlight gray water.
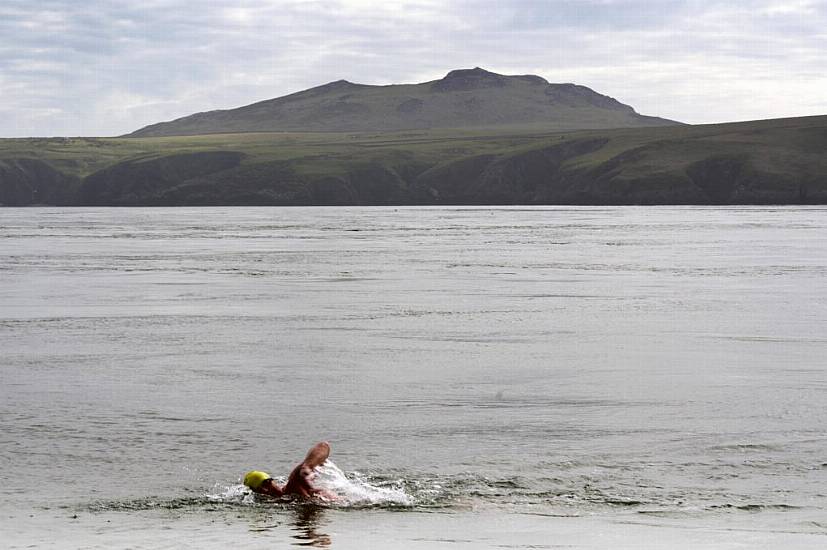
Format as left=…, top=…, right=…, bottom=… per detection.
left=1, top=206, right=826, bottom=548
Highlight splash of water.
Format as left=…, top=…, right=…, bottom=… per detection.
left=314, top=461, right=413, bottom=506
left=206, top=483, right=256, bottom=505
left=205, top=461, right=413, bottom=507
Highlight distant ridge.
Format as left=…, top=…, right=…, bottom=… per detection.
left=127, top=67, right=679, bottom=137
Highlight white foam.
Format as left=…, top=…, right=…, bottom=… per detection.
left=205, top=462, right=412, bottom=507
left=206, top=482, right=256, bottom=505
left=314, top=461, right=413, bottom=506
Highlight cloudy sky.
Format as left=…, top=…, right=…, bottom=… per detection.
left=1, top=0, right=825, bottom=137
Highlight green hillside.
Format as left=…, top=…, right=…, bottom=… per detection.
left=1, top=115, right=825, bottom=206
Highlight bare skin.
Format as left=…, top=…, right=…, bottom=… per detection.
left=254, top=442, right=338, bottom=501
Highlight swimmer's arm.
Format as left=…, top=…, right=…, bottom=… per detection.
left=301, top=441, right=331, bottom=470
left=300, top=442, right=340, bottom=500
left=297, top=463, right=334, bottom=497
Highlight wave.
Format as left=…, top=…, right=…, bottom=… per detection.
left=83, top=464, right=808, bottom=518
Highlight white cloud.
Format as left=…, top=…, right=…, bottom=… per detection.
left=760, top=0, right=819, bottom=15
left=0, top=0, right=825, bottom=136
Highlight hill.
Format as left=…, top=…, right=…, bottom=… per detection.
left=127, top=68, right=678, bottom=137
left=1, top=115, right=825, bottom=206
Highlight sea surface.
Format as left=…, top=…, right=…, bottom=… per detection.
left=1, top=206, right=826, bottom=549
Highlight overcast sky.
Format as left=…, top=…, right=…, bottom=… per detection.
left=1, top=0, right=825, bottom=137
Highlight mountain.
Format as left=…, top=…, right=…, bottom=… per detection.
left=127, top=68, right=678, bottom=137
left=3, top=115, right=825, bottom=206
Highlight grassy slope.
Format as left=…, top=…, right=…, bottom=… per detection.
left=1, top=115, right=825, bottom=205
left=0, top=127, right=577, bottom=179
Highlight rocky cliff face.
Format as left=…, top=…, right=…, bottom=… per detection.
left=0, top=159, right=78, bottom=206
left=76, top=151, right=245, bottom=205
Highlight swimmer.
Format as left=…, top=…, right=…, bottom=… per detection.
left=244, top=441, right=338, bottom=501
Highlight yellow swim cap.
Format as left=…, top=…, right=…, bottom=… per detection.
left=243, top=470, right=271, bottom=491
